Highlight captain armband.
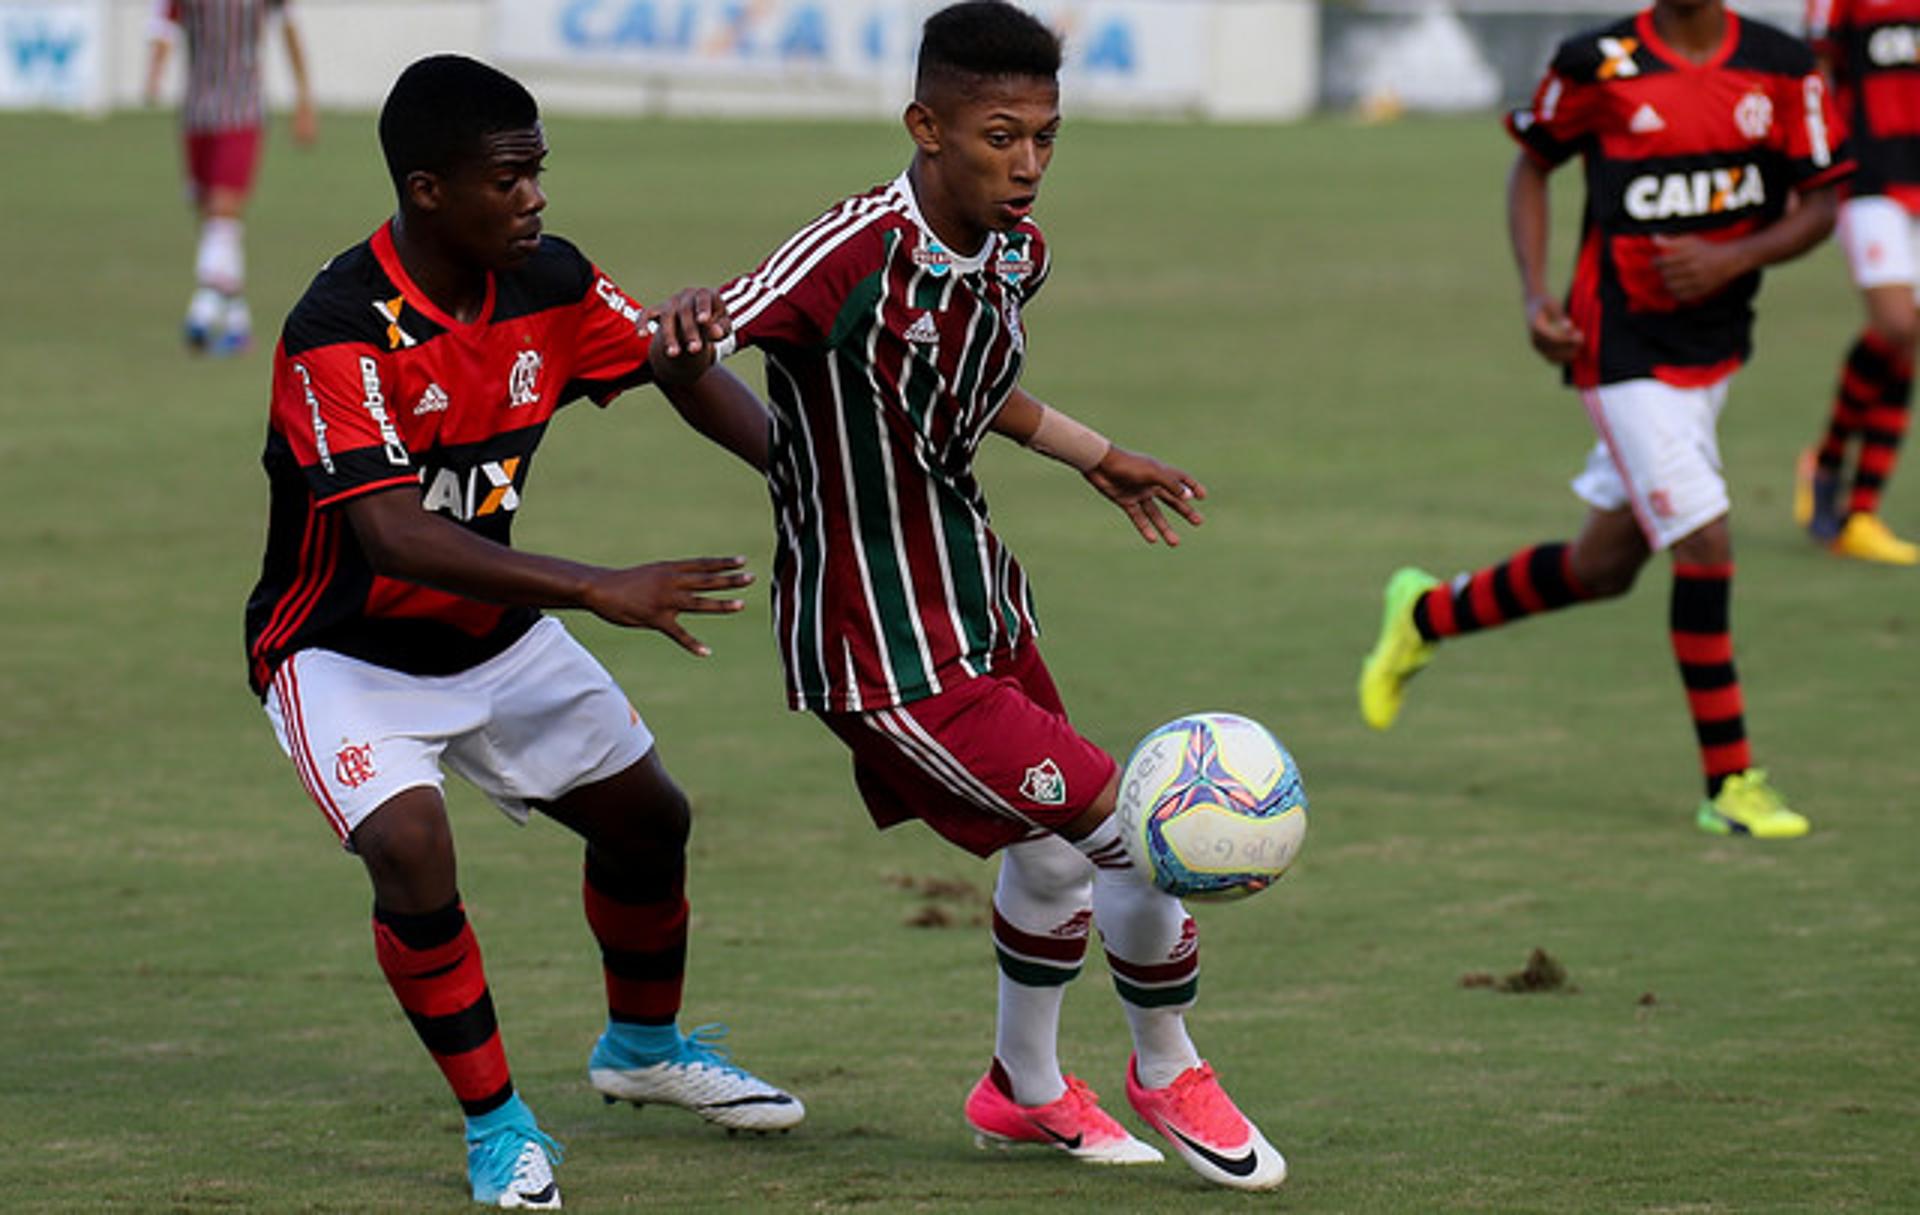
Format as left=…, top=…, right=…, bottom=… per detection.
left=1025, top=405, right=1111, bottom=473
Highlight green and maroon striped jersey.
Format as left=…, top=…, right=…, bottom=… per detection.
left=719, top=172, right=1053, bottom=712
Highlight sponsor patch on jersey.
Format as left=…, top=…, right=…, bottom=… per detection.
left=996, top=245, right=1032, bottom=286
left=374, top=295, right=417, bottom=350
left=357, top=355, right=410, bottom=466
left=913, top=241, right=955, bottom=277
left=1734, top=90, right=1773, bottom=141
left=1598, top=36, right=1640, bottom=80
left=1869, top=24, right=1920, bottom=66
left=594, top=275, right=642, bottom=323
left=1623, top=164, right=1765, bottom=221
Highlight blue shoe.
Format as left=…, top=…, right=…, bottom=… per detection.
left=590, top=1023, right=804, bottom=1133
left=467, top=1097, right=563, bottom=1209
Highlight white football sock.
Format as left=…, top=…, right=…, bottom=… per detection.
left=194, top=216, right=245, bottom=294
left=223, top=294, right=252, bottom=341
left=992, top=835, right=1095, bottom=1107
left=185, top=286, right=223, bottom=333
left=1076, top=815, right=1203, bottom=1090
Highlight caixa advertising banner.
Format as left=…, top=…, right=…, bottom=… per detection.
left=493, top=0, right=1211, bottom=113
left=0, top=0, right=105, bottom=110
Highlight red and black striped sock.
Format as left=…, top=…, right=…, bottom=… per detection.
left=583, top=851, right=687, bottom=1027
left=1412, top=542, right=1593, bottom=641
left=1818, top=332, right=1882, bottom=475
left=1849, top=332, right=1913, bottom=516
left=1670, top=563, right=1750, bottom=798
left=372, top=899, right=513, bottom=1117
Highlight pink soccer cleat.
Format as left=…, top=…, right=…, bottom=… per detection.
left=1125, top=1055, right=1286, bottom=1190
left=964, top=1063, right=1163, bottom=1165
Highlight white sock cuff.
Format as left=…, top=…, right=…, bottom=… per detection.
left=195, top=217, right=245, bottom=293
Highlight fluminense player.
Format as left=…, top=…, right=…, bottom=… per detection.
left=1795, top=0, right=1920, bottom=562
left=654, top=0, right=1285, bottom=1192
left=244, top=55, right=799, bottom=1209
left=1359, top=0, right=1851, bottom=839
left=145, top=0, right=316, bottom=355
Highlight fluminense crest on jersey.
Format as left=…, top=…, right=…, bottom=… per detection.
left=996, top=245, right=1032, bottom=286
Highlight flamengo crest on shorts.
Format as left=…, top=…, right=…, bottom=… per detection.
left=718, top=171, right=1053, bottom=714
left=1506, top=9, right=1854, bottom=389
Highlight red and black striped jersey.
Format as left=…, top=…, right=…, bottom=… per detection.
left=1508, top=10, right=1852, bottom=388
left=1808, top=0, right=1920, bottom=207
left=717, top=172, right=1050, bottom=713
left=154, top=0, right=282, bottom=133
left=244, top=222, right=654, bottom=696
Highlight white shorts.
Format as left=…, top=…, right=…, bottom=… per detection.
left=262, top=616, right=655, bottom=847
left=1837, top=195, right=1920, bottom=291
left=1572, top=376, right=1731, bottom=551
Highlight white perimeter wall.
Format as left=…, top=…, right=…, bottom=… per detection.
left=4, top=0, right=1315, bottom=120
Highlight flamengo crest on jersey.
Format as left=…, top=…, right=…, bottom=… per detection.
left=1506, top=9, right=1852, bottom=388
left=243, top=223, right=655, bottom=695
left=718, top=172, right=1052, bottom=714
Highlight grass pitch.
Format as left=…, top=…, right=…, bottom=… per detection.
left=2, top=107, right=1917, bottom=1213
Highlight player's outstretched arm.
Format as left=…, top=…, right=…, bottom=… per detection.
left=662, top=365, right=771, bottom=473
left=344, top=486, right=751, bottom=656
left=281, top=9, right=318, bottom=146
left=992, top=386, right=1205, bottom=546
left=647, top=286, right=731, bottom=386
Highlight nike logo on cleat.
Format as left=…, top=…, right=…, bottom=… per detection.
left=1027, top=1120, right=1084, bottom=1150
left=705, top=1094, right=798, bottom=1108
left=1167, top=1126, right=1259, bottom=1177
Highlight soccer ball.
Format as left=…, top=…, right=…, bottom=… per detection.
left=1114, top=712, right=1307, bottom=901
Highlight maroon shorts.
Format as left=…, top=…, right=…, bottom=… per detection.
left=818, top=645, right=1118, bottom=857
left=184, top=126, right=262, bottom=201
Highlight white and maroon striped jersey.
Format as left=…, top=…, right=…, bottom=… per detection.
left=719, top=171, right=1053, bottom=713
left=155, top=0, right=283, bottom=133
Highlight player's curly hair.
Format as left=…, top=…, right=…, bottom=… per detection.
left=379, top=55, right=539, bottom=194
left=915, top=1, right=1062, bottom=98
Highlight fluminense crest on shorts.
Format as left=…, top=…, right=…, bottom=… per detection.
left=1020, top=758, right=1067, bottom=806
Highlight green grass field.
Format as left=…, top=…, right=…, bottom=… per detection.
left=3, top=106, right=1916, bottom=1213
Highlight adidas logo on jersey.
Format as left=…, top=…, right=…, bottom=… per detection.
left=904, top=313, right=939, bottom=344
left=1629, top=103, right=1665, bottom=134
left=1623, top=164, right=1765, bottom=221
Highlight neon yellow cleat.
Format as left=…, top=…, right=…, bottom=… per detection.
left=1829, top=512, right=1919, bottom=565
left=1695, top=770, right=1809, bottom=840
left=1358, top=567, right=1440, bottom=731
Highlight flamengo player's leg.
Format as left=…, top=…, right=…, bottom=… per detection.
left=353, top=790, right=561, bottom=1211
left=553, top=756, right=803, bottom=1134
left=965, top=835, right=1162, bottom=1164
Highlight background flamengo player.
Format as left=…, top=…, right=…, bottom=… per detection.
left=1359, top=0, right=1852, bottom=840
left=660, top=0, right=1287, bottom=1193
left=244, top=55, right=799, bottom=1210
left=146, top=0, right=316, bottom=356
left=1796, top=0, right=1920, bottom=563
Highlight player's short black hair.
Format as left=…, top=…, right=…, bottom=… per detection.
left=915, top=1, right=1061, bottom=100
left=378, top=55, right=539, bottom=192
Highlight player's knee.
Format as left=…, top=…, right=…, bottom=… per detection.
left=1004, top=836, right=1095, bottom=901
left=1870, top=313, right=1920, bottom=354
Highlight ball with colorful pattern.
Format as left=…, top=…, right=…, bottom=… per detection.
left=1114, top=712, right=1307, bottom=901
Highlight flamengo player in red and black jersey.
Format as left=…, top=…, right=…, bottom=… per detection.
left=664, top=1, right=1283, bottom=1192
left=1359, top=0, right=1850, bottom=840
left=1795, top=0, right=1920, bottom=561
left=146, top=0, right=316, bottom=356
left=244, top=56, right=800, bottom=1210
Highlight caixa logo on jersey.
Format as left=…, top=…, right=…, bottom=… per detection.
left=418, top=456, right=524, bottom=521
left=1623, top=163, right=1765, bottom=222
left=1868, top=26, right=1920, bottom=67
